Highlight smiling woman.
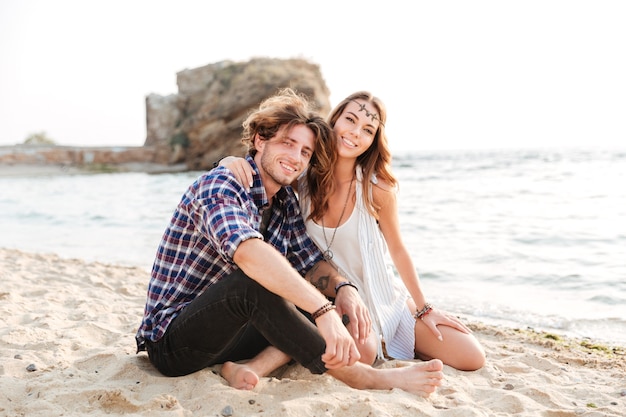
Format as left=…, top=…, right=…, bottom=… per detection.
left=220, top=91, right=487, bottom=371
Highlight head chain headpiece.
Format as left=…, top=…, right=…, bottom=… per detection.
left=350, top=100, right=384, bottom=127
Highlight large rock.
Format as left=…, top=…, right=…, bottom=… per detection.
left=146, top=58, right=331, bottom=170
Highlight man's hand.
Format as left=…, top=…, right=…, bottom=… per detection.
left=333, top=285, right=372, bottom=346
left=315, top=310, right=361, bottom=369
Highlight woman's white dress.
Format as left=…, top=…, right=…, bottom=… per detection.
left=300, top=167, right=416, bottom=359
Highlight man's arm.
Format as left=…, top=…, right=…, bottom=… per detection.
left=234, top=239, right=329, bottom=313
left=233, top=238, right=361, bottom=368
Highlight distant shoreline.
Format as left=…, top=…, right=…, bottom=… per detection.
left=0, top=144, right=186, bottom=176
left=0, top=162, right=188, bottom=178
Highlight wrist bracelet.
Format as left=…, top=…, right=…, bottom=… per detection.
left=334, top=281, right=358, bottom=296
left=414, top=302, right=433, bottom=321
left=311, top=301, right=336, bottom=321
left=420, top=307, right=433, bottom=320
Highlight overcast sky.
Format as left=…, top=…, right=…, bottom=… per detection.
left=1, top=0, right=624, bottom=152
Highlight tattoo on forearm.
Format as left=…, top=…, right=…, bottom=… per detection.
left=307, top=264, right=329, bottom=290
left=311, top=274, right=330, bottom=291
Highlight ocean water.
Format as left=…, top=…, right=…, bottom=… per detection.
left=2, top=148, right=625, bottom=346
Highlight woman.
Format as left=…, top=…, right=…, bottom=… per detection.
left=222, top=91, right=485, bottom=371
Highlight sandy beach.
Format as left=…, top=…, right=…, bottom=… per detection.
left=1, top=247, right=624, bottom=417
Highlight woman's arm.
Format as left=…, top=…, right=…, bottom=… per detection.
left=219, top=156, right=299, bottom=191
left=373, top=184, right=427, bottom=307
left=374, top=183, right=471, bottom=340
left=219, top=156, right=255, bottom=191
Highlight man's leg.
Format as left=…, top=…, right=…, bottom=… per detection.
left=327, top=359, right=445, bottom=396
left=146, top=269, right=327, bottom=377
left=221, top=347, right=444, bottom=396
left=148, top=269, right=445, bottom=396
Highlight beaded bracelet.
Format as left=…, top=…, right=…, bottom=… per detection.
left=334, top=281, right=358, bottom=296
left=311, top=301, right=336, bottom=321
left=414, top=302, right=433, bottom=321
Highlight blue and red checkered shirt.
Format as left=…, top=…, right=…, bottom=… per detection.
left=136, top=156, right=323, bottom=351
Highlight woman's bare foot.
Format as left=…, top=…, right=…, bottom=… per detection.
left=220, top=361, right=260, bottom=390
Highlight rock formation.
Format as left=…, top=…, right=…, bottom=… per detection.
left=146, top=57, right=331, bottom=170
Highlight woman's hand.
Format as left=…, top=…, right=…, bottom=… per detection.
left=334, top=286, right=372, bottom=346
left=220, top=156, right=254, bottom=191
left=420, top=308, right=472, bottom=341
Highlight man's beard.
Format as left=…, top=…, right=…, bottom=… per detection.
left=259, top=151, right=296, bottom=188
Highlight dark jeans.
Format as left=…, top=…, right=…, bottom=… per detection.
left=145, top=269, right=328, bottom=377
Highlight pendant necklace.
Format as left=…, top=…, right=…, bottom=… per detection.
left=321, top=175, right=355, bottom=261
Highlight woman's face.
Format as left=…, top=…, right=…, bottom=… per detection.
left=333, top=100, right=381, bottom=158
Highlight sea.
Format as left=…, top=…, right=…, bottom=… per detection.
left=2, top=147, right=625, bottom=346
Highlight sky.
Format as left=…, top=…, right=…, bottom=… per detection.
left=1, top=0, right=625, bottom=153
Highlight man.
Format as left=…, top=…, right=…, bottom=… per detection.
left=136, top=88, right=444, bottom=395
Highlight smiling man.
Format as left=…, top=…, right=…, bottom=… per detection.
left=135, top=88, right=444, bottom=395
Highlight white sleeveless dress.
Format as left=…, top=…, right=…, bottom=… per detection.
left=300, top=166, right=417, bottom=359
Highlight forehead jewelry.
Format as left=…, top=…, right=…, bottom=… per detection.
left=350, top=100, right=384, bottom=126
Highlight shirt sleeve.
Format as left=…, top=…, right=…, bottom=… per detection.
left=191, top=172, right=262, bottom=262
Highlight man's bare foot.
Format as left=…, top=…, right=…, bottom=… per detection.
left=221, top=361, right=260, bottom=390
left=391, top=358, right=445, bottom=397
left=328, top=358, right=445, bottom=397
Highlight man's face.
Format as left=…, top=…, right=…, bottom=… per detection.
left=255, top=124, right=315, bottom=194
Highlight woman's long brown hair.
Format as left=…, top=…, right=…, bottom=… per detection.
left=307, top=91, right=397, bottom=221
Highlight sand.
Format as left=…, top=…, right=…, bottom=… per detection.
left=1, top=247, right=625, bottom=417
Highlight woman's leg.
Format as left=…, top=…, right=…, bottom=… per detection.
left=408, top=299, right=486, bottom=371
left=354, top=330, right=379, bottom=365
left=414, top=322, right=485, bottom=371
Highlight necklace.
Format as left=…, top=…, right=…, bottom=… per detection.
left=321, top=175, right=354, bottom=261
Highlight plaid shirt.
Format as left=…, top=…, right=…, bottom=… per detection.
left=136, top=156, right=323, bottom=351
